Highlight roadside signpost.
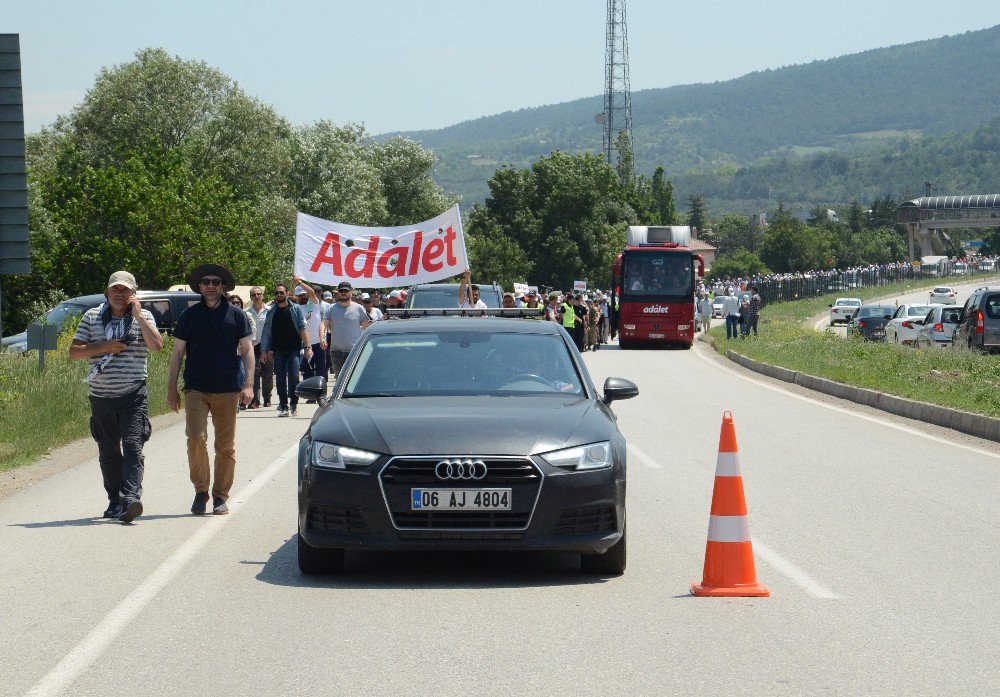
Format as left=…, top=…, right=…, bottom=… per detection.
left=0, top=34, right=30, bottom=345
left=26, top=322, right=58, bottom=371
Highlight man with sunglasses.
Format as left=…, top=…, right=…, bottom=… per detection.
left=247, top=286, right=273, bottom=408
left=260, top=282, right=312, bottom=417
left=168, top=264, right=254, bottom=516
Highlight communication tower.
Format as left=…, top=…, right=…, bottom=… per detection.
left=603, top=0, right=633, bottom=183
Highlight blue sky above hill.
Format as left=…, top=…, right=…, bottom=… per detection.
left=7, top=0, right=1000, bottom=134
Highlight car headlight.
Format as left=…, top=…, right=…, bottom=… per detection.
left=540, top=442, right=613, bottom=471
left=311, top=441, right=380, bottom=470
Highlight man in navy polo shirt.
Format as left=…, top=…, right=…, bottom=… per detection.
left=167, top=263, right=254, bottom=516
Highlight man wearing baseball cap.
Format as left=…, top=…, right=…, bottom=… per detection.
left=70, top=271, right=163, bottom=524
left=324, top=281, right=371, bottom=377
left=168, top=263, right=254, bottom=516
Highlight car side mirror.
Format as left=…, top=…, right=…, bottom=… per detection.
left=884, top=315, right=892, bottom=320
left=828, top=303, right=833, bottom=308
left=603, top=377, right=638, bottom=405
left=295, top=376, right=328, bottom=406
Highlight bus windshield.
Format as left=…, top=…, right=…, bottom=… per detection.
left=620, top=250, right=694, bottom=300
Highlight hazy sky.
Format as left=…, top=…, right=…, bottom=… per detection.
left=7, top=0, right=1000, bottom=135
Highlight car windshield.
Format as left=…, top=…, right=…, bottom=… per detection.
left=857, top=306, right=892, bottom=318
left=907, top=306, right=933, bottom=316
left=344, top=331, right=585, bottom=397
left=409, top=287, right=500, bottom=308
left=836, top=300, right=861, bottom=307
left=932, top=288, right=952, bottom=293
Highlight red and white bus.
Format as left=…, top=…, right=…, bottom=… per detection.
left=610, top=226, right=705, bottom=349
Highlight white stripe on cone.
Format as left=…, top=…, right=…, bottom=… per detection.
left=715, top=451, right=741, bottom=477
left=707, top=515, right=751, bottom=543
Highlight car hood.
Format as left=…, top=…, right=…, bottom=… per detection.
left=309, top=396, right=611, bottom=456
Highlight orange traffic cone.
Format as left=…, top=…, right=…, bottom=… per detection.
left=691, top=411, right=770, bottom=597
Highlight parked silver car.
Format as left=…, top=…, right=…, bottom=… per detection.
left=915, top=306, right=962, bottom=348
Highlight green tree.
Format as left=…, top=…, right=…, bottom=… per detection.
left=759, top=217, right=832, bottom=272
left=847, top=200, right=865, bottom=233
left=685, top=194, right=709, bottom=236
left=650, top=167, right=677, bottom=225
left=706, top=250, right=770, bottom=281
left=613, top=129, right=634, bottom=187
left=714, top=213, right=753, bottom=254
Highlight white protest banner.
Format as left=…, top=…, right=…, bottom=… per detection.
left=294, top=206, right=468, bottom=288
left=573, top=280, right=587, bottom=291
left=513, top=283, right=530, bottom=295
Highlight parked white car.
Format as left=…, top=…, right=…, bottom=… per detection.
left=884, top=304, right=937, bottom=346
left=928, top=286, right=957, bottom=303
left=915, top=306, right=963, bottom=348
left=829, top=298, right=862, bottom=325
left=712, top=296, right=726, bottom=318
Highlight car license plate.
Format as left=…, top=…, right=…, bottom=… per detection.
left=872, top=331, right=884, bottom=338
left=411, top=488, right=511, bottom=511
left=648, top=333, right=665, bottom=339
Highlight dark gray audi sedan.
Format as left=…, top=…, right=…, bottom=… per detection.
left=294, top=314, right=638, bottom=575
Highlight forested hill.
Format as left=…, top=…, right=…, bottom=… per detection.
left=396, top=25, right=1000, bottom=205
left=672, top=117, right=1000, bottom=213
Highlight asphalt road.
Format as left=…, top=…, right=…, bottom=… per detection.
left=3, top=338, right=999, bottom=696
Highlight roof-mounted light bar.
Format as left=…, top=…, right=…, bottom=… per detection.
left=385, top=308, right=545, bottom=319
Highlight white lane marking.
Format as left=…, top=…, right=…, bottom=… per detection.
left=752, top=537, right=840, bottom=599
left=26, top=444, right=299, bottom=697
left=692, top=344, right=1000, bottom=461
left=627, top=443, right=662, bottom=469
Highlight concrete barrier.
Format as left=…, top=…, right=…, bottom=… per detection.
left=719, top=347, right=1000, bottom=443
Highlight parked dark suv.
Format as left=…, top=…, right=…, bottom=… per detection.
left=405, top=282, right=504, bottom=309
left=954, top=287, right=1000, bottom=352
left=2, top=290, right=202, bottom=353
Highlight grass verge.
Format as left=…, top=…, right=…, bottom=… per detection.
left=0, top=331, right=175, bottom=470
left=710, top=276, right=1000, bottom=418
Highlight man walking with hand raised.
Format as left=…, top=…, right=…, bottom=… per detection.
left=70, top=271, right=163, bottom=524
left=167, top=264, right=254, bottom=516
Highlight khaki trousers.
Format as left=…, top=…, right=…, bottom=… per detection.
left=184, top=390, right=240, bottom=501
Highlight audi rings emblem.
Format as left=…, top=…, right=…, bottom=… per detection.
left=435, top=459, right=488, bottom=480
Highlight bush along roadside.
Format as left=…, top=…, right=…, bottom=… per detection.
left=708, top=279, right=1000, bottom=420
left=0, top=327, right=176, bottom=471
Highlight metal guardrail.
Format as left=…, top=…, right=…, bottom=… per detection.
left=739, top=259, right=997, bottom=306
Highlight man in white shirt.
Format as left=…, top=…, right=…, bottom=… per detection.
left=248, top=286, right=272, bottom=408
left=458, top=269, right=487, bottom=310
left=361, top=293, right=383, bottom=321
left=721, top=294, right=742, bottom=339
left=293, top=278, right=329, bottom=380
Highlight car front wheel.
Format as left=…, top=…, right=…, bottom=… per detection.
left=298, top=533, right=345, bottom=575
left=581, top=526, right=626, bottom=575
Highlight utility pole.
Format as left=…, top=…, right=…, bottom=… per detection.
left=603, top=0, right=633, bottom=185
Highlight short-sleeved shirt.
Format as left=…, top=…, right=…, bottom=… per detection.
left=326, top=302, right=369, bottom=352
left=74, top=307, right=157, bottom=398
left=303, top=301, right=324, bottom=345
left=173, top=299, right=252, bottom=393
left=248, top=304, right=268, bottom=345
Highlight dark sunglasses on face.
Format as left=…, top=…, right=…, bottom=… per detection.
left=200, top=278, right=223, bottom=287
left=274, top=291, right=286, bottom=296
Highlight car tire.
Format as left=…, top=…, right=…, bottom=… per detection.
left=581, top=526, right=626, bottom=576
left=297, top=533, right=345, bottom=575
left=619, top=340, right=633, bottom=350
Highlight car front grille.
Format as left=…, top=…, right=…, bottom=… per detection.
left=380, top=456, right=542, bottom=531
left=555, top=506, right=617, bottom=535
left=306, top=505, right=368, bottom=535
left=381, top=458, right=541, bottom=485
